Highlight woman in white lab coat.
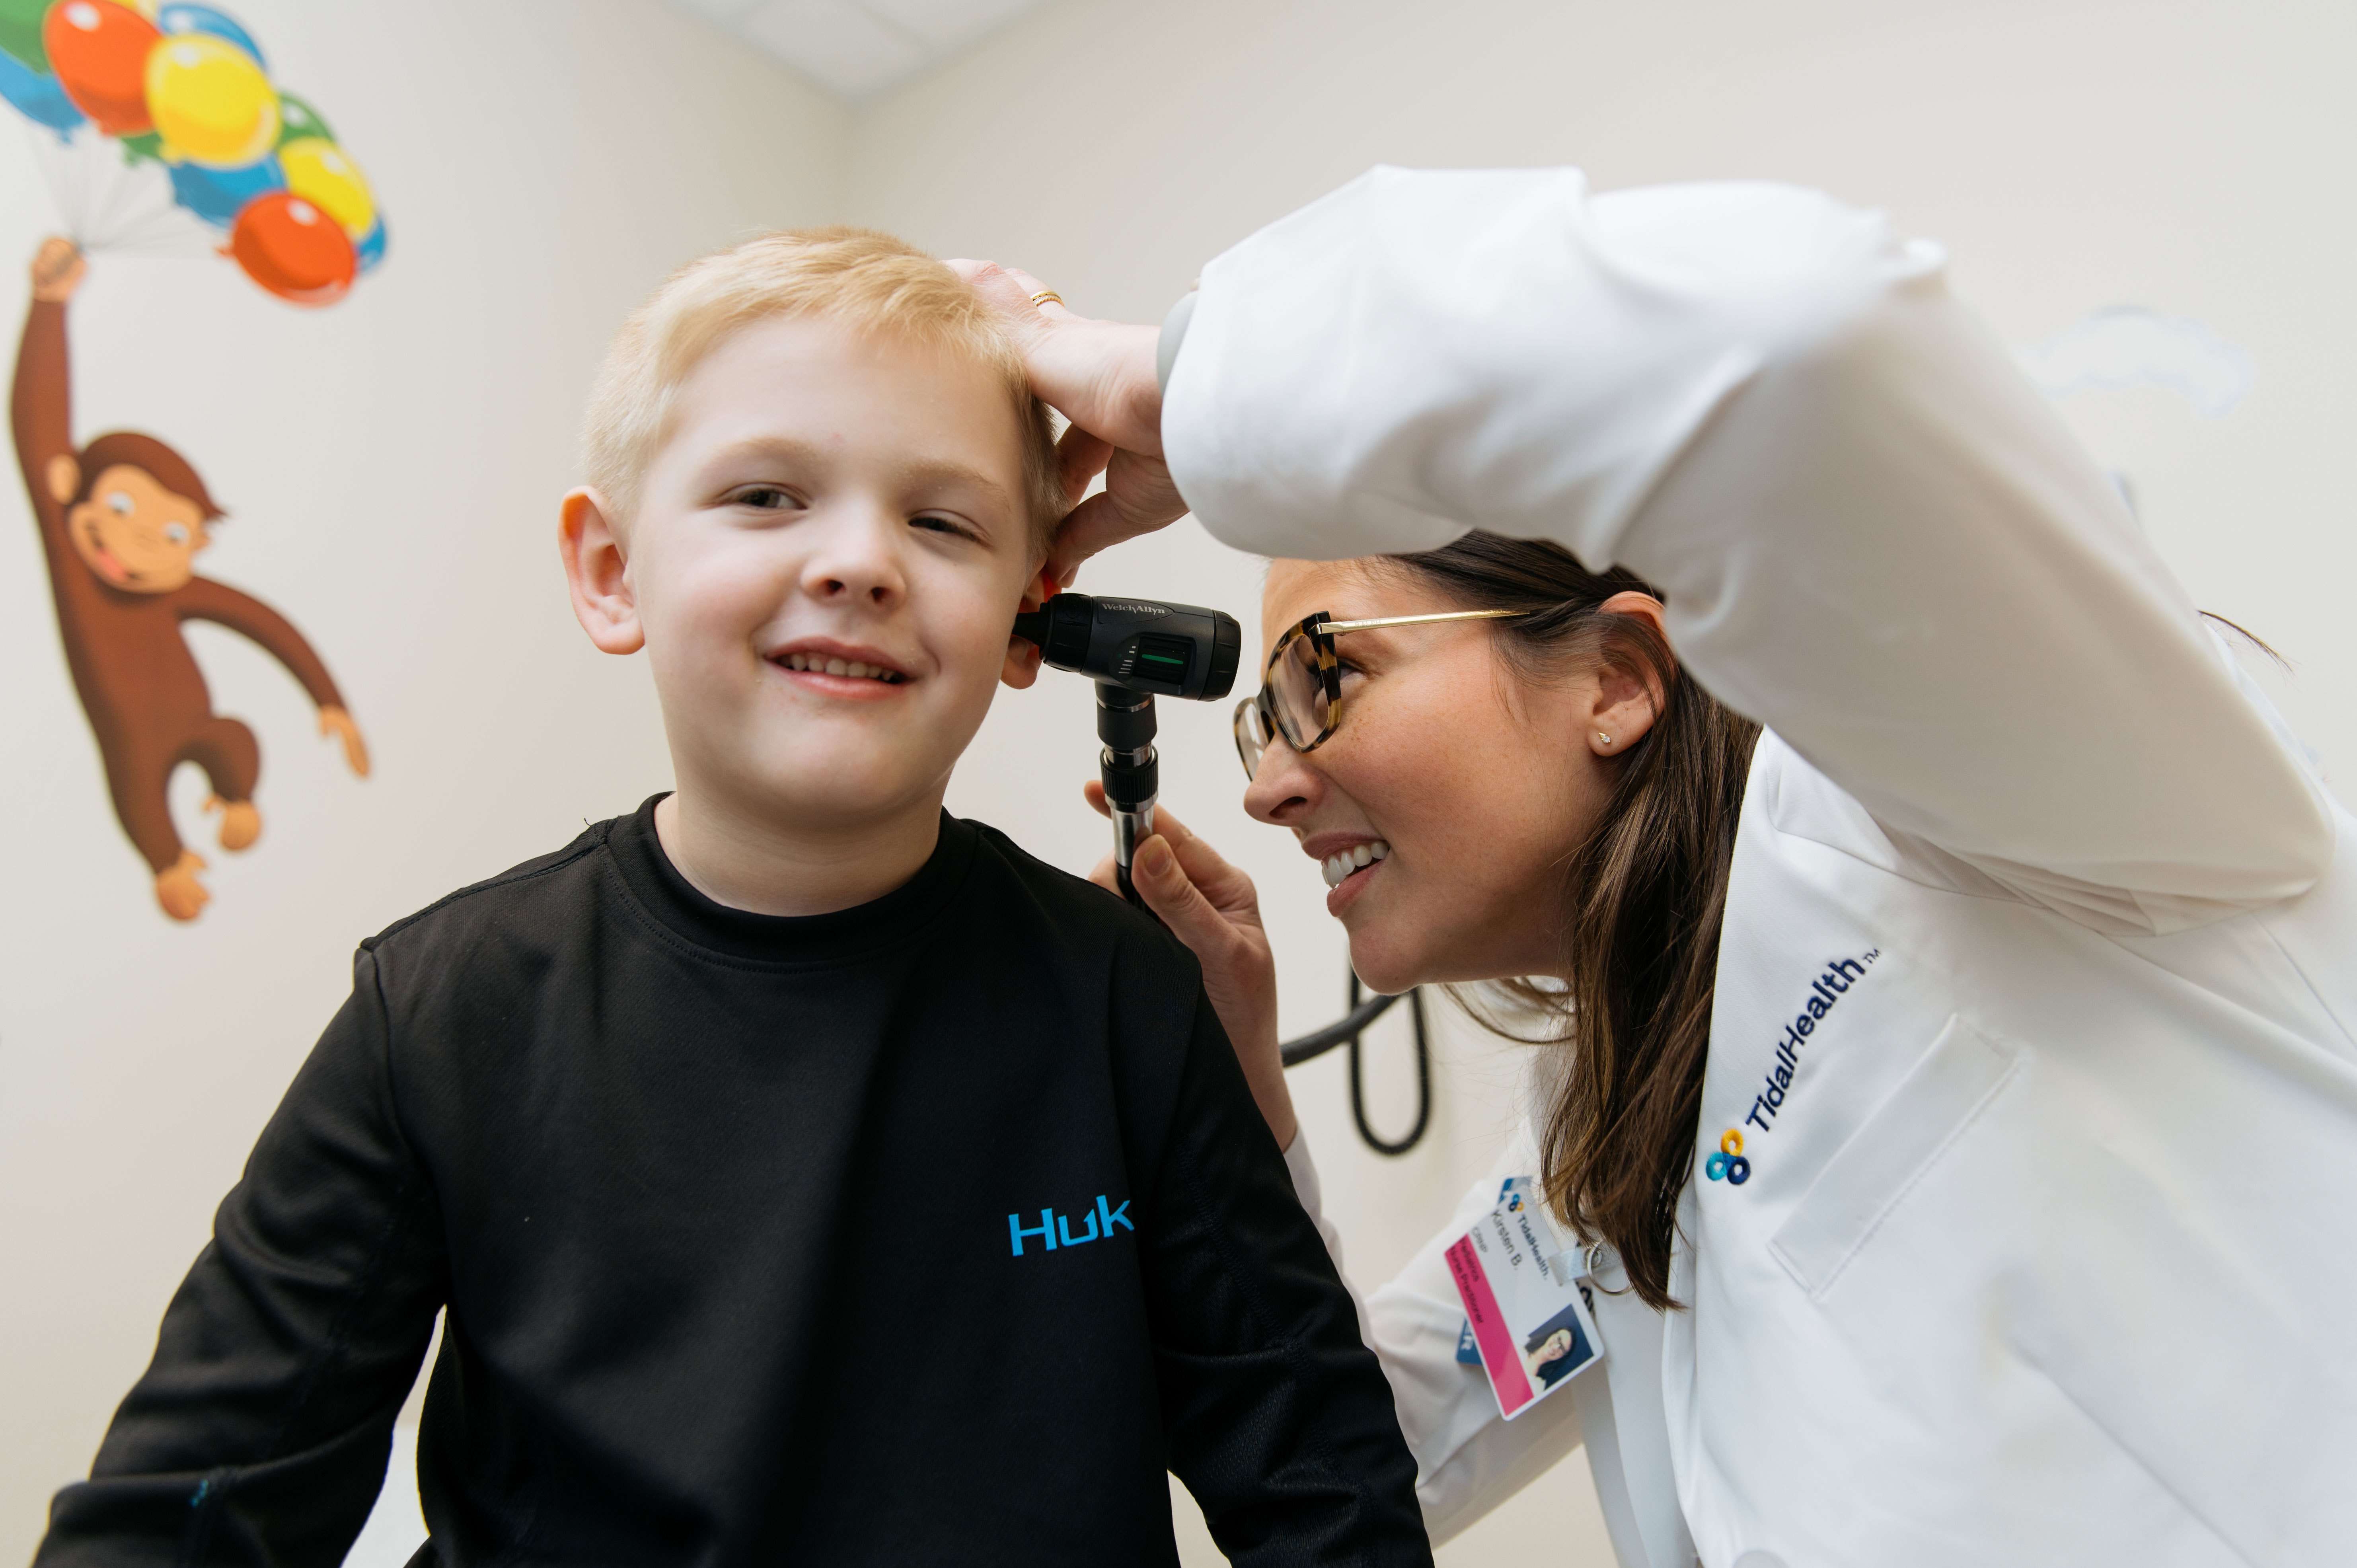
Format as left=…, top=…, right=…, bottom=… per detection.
left=962, top=167, right=2357, bottom=1568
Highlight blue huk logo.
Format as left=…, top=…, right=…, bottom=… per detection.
left=1009, top=1195, right=1134, bottom=1257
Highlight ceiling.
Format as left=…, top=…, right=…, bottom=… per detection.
left=665, top=0, right=1054, bottom=101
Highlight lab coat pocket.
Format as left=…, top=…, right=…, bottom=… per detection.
left=1767, top=1014, right=2020, bottom=1300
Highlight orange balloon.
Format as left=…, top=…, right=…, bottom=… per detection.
left=45, top=0, right=160, bottom=136
left=230, top=192, right=356, bottom=307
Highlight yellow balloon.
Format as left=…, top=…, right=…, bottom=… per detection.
left=145, top=35, right=279, bottom=169
left=279, top=137, right=376, bottom=240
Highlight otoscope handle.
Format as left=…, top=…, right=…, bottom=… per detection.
left=1107, top=794, right=1157, bottom=907
left=1009, top=594, right=1236, bottom=912
left=1097, top=682, right=1159, bottom=912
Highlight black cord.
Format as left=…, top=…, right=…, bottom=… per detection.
left=1347, top=972, right=1431, bottom=1157
left=1276, top=968, right=1432, bottom=1157
left=1278, top=989, right=1398, bottom=1067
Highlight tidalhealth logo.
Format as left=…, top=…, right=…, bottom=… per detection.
left=1711, top=949, right=1881, bottom=1188
left=1705, top=1128, right=1750, bottom=1186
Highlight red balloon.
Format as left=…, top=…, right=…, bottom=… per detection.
left=230, top=193, right=356, bottom=306
left=44, top=0, right=160, bottom=137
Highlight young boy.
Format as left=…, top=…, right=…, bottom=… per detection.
left=37, top=232, right=1430, bottom=1566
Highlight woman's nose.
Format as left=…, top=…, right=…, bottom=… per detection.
left=1243, top=734, right=1322, bottom=825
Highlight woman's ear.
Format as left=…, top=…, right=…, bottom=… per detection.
left=559, top=488, right=643, bottom=655
left=1001, top=566, right=1050, bottom=690
left=1587, top=590, right=1670, bottom=756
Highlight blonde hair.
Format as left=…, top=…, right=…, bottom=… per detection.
left=583, top=226, right=1062, bottom=547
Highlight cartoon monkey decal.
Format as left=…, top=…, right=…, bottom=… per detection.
left=12, top=238, right=366, bottom=921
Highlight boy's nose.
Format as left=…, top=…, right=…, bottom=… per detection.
left=800, top=514, right=906, bottom=608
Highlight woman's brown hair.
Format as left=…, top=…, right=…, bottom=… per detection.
left=1380, top=530, right=1760, bottom=1310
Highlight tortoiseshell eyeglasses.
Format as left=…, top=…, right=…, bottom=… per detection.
left=1231, top=608, right=1527, bottom=780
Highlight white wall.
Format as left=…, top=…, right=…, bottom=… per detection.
left=12, top=0, right=2355, bottom=1561
left=0, top=0, right=844, bottom=1550
left=849, top=0, right=2356, bottom=1559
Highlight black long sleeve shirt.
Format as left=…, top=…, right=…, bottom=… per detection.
left=39, top=801, right=1430, bottom=1567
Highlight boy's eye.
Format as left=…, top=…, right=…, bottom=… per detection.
left=732, top=486, right=797, bottom=510
left=909, top=513, right=977, bottom=541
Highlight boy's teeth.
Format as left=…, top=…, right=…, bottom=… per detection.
left=1320, top=840, right=1390, bottom=888
left=781, top=653, right=901, bottom=683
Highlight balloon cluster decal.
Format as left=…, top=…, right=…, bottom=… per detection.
left=0, top=1, right=383, bottom=305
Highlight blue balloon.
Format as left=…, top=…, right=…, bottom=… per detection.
left=169, top=154, right=286, bottom=227
left=0, top=49, right=86, bottom=136
left=354, top=218, right=387, bottom=275
left=156, top=4, right=267, bottom=69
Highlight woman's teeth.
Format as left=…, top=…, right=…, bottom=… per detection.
left=781, top=652, right=902, bottom=683
left=1321, top=840, right=1389, bottom=888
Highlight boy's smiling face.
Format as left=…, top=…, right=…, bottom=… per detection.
left=568, top=312, right=1042, bottom=847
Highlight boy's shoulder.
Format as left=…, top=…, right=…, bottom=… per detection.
left=953, top=814, right=1209, bottom=980
left=960, top=816, right=1164, bottom=933
left=358, top=811, right=619, bottom=966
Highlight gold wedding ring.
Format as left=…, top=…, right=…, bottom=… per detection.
left=1029, top=289, right=1064, bottom=308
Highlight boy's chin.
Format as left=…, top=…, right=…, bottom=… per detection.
left=720, top=751, right=948, bottom=829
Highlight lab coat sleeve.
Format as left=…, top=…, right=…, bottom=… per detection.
left=1161, top=167, right=2334, bottom=925
left=1286, top=1128, right=1686, bottom=1562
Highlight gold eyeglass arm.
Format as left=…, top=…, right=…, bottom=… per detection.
left=1314, top=608, right=1529, bottom=634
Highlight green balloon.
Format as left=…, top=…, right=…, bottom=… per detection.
left=119, top=132, right=165, bottom=168
left=275, top=92, right=336, bottom=149
left=0, top=0, right=49, bottom=72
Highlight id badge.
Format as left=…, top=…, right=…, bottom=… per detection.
left=1456, top=1176, right=1525, bottom=1364
left=1444, top=1175, right=1603, bottom=1420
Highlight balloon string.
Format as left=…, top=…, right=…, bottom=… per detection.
left=84, top=138, right=132, bottom=250
left=24, top=127, right=214, bottom=258
left=24, top=126, right=89, bottom=247
left=94, top=140, right=162, bottom=252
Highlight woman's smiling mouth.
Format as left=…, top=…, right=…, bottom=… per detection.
left=1311, top=838, right=1390, bottom=916
left=1321, top=839, right=1389, bottom=887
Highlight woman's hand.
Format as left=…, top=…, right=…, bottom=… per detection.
left=947, top=261, right=1190, bottom=584
left=1083, top=784, right=1297, bottom=1149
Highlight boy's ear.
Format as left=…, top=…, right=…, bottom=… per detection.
left=559, top=487, right=644, bottom=656
left=1000, top=566, right=1048, bottom=690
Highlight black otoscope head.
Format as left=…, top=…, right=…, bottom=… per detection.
left=1010, top=593, right=1241, bottom=702
left=1012, top=592, right=1243, bottom=911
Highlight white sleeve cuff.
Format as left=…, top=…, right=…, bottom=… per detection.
left=1157, top=288, right=1196, bottom=393
left=1281, top=1126, right=1345, bottom=1276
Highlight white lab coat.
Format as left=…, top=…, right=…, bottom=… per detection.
left=1159, top=167, right=2357, bottom=1568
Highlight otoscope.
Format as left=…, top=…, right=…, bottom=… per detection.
left=1011, top=591, right=1242, bottom=908
left=1013, top=590, right=1432, bottom=1157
